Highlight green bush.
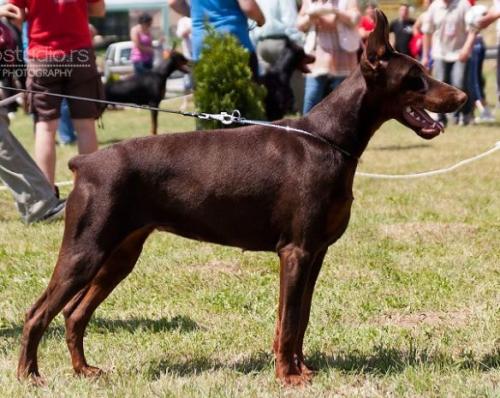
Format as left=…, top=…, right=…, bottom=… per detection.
left=194, top=27, right=266, bottom=129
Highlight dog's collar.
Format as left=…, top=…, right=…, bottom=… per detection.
left=318, top=136, right=359, bottom=160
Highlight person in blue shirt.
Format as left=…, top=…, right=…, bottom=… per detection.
left=168, top=0, right=265, bottom=78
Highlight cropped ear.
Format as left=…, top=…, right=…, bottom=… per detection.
left=361, top=9, right=394, bottom=78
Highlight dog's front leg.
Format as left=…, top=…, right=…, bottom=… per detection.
left=275, top=244, right=313, bottom=386
left=295, top=249, right=327, bottom=375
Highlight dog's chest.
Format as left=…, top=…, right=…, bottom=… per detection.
left=324, top=195, right=354, bottom=243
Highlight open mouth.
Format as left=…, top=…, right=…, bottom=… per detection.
left=403, top=106, right=444, bottom=139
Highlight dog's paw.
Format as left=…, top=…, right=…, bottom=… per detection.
left=28, top=374, right=47, bottom=387
left=278, top=372, right=313, bottom=387
left=75, top=365, right=104, bottom=378
left=276, top=363, right=313, bottom=387
left=294, top=353, right=317, bottom=377
left=17, top=366, right=46, bottom=387
left=298, top=361, right=317, bottom=377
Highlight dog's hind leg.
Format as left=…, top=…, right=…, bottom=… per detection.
left=295, top=249, right=326, bottom=375
left=17, top=244, right=115, bottom=383
left=17, top=183, right=141, bottom=382
left=274, top=244, right=313, bottom=386
left=63, top=226, right=152, bottom=376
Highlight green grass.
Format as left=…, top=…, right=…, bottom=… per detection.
left=1, top=77, right=499, bottom=397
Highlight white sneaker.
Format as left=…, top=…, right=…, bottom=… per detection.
left=474, top=108, right=496, bottom=124
left=38, top=200, right=66, bottom=223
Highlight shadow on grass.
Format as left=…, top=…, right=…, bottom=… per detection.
left=370, top=143, right=431, bottom=151
left=0, top=315, right=199, bottom=339
left=148, top=351, right=273, bottom=379
left=148, top=346, right=499, bottom=380
left=307, top=347, right=500, bottom=374
left=90, top=315, right=199, bottom=333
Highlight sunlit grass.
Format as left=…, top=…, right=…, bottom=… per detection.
left=0, top=67, right=499, bottom=397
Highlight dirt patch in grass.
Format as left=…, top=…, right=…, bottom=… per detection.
left=373, top=309, right=473, bottom=328
left=379, top=222, right=478, bottom=243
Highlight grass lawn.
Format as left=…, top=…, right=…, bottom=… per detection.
left=1, top=73, right=499, bottom=396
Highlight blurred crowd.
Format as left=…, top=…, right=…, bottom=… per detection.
left=168, top=0, right=500, bottom=124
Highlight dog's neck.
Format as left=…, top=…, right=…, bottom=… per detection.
left=303, top=68, right=388, bottom=160
left=156, top=59, right=177, bottom=82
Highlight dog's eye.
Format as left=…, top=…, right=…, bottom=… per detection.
left=404, top=76, right=426, bottom=92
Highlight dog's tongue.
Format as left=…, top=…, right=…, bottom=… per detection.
left=405, top=106, right=444, bottom=137
left=422, top=120, right=444, bottom=135
left=420, top=121, right=444, bottom=138
left=421, top=127, right=440, bottom=136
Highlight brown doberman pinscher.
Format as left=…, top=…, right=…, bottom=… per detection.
left=17, top=11, right=466, bottom=386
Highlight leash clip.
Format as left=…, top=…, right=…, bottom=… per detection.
left=198, top=110, right=241, bottom=125
left=217, top=111, right=235, bottom=125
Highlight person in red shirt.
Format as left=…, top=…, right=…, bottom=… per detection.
left=358, top=2, right=376, bottom=45
left=7, top=0, right=105, bottom=187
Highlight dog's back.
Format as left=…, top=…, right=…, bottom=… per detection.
left=105, top=72, right=162, bottom=105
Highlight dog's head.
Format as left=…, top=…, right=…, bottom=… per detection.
left=272, top=39, right=315, bottom=75
left=284, top=39, right=316, bottom=74
left=360, top=10, right=467, bottom=139
left=162, top=49, right=191, bottom=74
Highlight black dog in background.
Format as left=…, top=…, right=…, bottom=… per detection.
left=259, top=39, right=315, bottom=121
left=105, top=51, right=190, bottom=135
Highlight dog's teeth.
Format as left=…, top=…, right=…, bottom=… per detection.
left=433, top=122, right=444, bottom=132
left=406, top=107, right=411, bottom=113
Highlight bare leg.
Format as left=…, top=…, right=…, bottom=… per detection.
left=34, top=119, right=58, bottom=185
left=295, top=249, right=327, bottom=375
left=63, top=227, right=152, bottom=376
left=72, top=118, right=98, bottom=154
left=274, top=244, right=312, bottom=386
left=150, top=110, right=158, bottom=135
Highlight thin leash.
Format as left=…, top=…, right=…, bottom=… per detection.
left=0, top=85, right=356, bottom=159
left=356, top=141, right=500, bottom=179
left=0, top=85, right=498, bottom=187
left=0, top=85, right=207, bottom=119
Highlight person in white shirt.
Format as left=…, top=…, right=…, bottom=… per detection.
left=297, top=0, right=360, bottom=114
left=422, top=0, right=474, bottom=125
